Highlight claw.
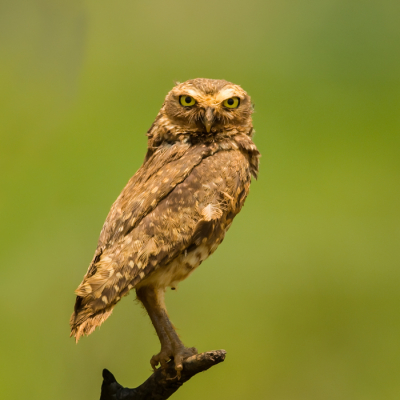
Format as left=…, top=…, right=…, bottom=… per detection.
left=150, top=356, right=159, bottom=371
left=166, top=373, right=179, bottom=381
left=150, top=349, right=172, bottom=372
left=175, top=365, right=182, bottom=380
left=160, top=357, right=169, bottom=370
left=174, top=357, right=183, bottom=378
left=149, top=345, right=198, bottom=377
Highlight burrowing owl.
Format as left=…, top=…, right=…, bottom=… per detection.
left=70, top=78, right=260, bottom=375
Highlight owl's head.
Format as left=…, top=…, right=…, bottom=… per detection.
left=159, top=78, right=253, bottom=137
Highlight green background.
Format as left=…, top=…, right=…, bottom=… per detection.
left=1, top=1, right=399, bottom=399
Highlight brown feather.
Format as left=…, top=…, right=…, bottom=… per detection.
left=70, top=78, right=260, bottom=341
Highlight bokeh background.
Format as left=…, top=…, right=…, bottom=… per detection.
left=1, top=1, right=399, bottom=399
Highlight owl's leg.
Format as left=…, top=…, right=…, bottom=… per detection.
left=136, top=285, right=197, bottom=377
left=136, top=286, right=173, bottom=370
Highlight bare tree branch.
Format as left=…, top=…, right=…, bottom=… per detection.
left=99, top=350, right=226, bottom=400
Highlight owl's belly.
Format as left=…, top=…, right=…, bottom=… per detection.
left=137, top=243, right=214, bottom=290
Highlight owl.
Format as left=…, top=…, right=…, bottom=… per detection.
left=70, top=78, right=260, bottom=376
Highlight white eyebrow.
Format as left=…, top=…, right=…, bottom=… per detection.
left=181, top=88, right=202, bottom=97
left=216, top=87, right=239, bottom=101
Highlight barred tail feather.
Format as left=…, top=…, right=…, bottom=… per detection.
left=70, top=298, right=115, bottom=343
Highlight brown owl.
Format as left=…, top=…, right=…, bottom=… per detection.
left=70, top=78, right=260, bottom=376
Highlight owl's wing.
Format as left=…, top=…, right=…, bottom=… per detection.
left=71, top=138, right=256, bottom=341
left=98, top=141, right=217, bottom=249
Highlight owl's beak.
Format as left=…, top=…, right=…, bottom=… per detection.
left=203, top=107, right=215, bottom=133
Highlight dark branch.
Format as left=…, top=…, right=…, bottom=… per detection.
left=99, top=349, right=226, bottom=400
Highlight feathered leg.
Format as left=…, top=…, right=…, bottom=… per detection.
left=136, top=285, right=197, bottom=377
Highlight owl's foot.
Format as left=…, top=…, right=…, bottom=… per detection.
left=150, top=345, right=173, bottom=371
left=170, top=346, right=198, bottom=379
left=151, top=345, right=198, bottom=378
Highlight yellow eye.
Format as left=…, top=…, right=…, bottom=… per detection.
left=179, top=95, right=196, bottom=107
left=223, top=97, right=240, bottom=109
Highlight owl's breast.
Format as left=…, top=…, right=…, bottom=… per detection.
left=136, top=244, right=204, bottom=289
left=137, top=217, right=230, bottom=290
left=134, top=147, right=252, bottom=291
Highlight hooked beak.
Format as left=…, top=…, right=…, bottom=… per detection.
left=203, top=107, right=215, bottom=133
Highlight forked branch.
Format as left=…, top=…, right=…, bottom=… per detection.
left=99, top=349, right=226, bottom=400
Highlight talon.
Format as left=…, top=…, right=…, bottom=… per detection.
left=150, top=348, right=172, bottom=372
left=150, top=355, right=159, bottom=371
left=175, top=362, right=183, bottom=373
left=166, top=373, right=179, bottom=381
left=150, top=360, right=157, bottom=370
left=160, top=357, right=168, bottom=370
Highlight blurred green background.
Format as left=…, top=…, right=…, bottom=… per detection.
left=1, top=1, right=399, bottom=399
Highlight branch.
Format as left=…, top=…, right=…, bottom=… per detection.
left=99, top=349, right=226, bottom=400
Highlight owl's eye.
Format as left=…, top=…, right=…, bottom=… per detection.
left=179, top=95, right=196, bottom=107
left=223, top=97, right=240, bottom=109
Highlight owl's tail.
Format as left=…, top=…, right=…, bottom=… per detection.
left=69, top=296, right=115, bottom=343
